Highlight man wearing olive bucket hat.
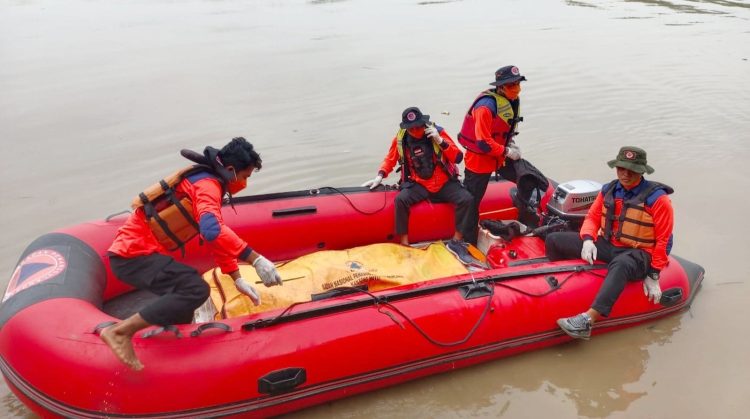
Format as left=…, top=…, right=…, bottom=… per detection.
left=544, top=146, right=675, bottom=340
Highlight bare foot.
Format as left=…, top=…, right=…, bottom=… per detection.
left=100, top=326, right=144, bottom=371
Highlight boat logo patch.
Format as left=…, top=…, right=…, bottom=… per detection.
left=4, top=249, right=67, bottom=302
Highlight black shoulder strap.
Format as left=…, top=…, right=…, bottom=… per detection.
left=601, top=180, right=619, bottom=241
left=400, top=135, right=412, bottom=181
left=602, top=179, right=618, bottom=196
left=145, top=202, right=187, bottom=256
left=162, top=179, right=201, bottom=232
left=636, top=181, right=674, bottom=202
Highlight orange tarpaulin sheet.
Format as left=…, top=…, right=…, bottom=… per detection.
left=203, top=242, right=468, bottom=319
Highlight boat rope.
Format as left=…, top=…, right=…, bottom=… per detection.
left=318, top=186, right=388, bottom=215
left=240, top=265, right=606, bottom=333
left=374, top=282, right=495, bottom=347
left=494, top=271, right=576, bottom=297
left=493, top=268, right=604, bottom=297
left=243, top=284, right=495, bottom=347
left=326, top=284, right=496, bottom=347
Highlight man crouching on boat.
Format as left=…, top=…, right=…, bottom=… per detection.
left=101, top=137, right=282, bottom=370
left=361, top=107, right=479, bottom=266
left=544, top=146, right=674, bottom=340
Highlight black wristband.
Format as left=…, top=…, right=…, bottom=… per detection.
left=239, top=245, right=253, bottom=261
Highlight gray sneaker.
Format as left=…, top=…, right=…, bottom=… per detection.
left=557, top=313, right=592, bottom=340
left=446, top=239, right=483, bottom=267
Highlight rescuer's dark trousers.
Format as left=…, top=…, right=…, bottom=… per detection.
left=463, top=159, right=549, bottom=244
left=462, top=170, right=493, bottom=245
left=394, top=179, right=474, bottom=240
left=109, top=253, right=209, bottom=325
left=544, top=232, right=651, bottom=317
left=463, top=161, right=526, bottom=245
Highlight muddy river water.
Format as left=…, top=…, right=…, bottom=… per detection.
left=1, top=0, right=749, bottom=417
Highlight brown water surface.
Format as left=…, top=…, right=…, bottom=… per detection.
left=1, top=0, right=749, bottom=417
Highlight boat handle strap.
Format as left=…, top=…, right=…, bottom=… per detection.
left=92, top=321, right=117, bottom=335
left=142, top=325, right=183, bottom=339
left=191, top=322, right=232, bottom=337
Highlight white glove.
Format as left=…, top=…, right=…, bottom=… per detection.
left=361, top=175, right=384, bottom=190
left=643, top=272, right=662, bottom=304
left=581, top=239, right=597, bottom=265
left=505, top=144, right=521, bottom=161
left=234, top=277, right=261, bottom=306
left=253, top=255, right=283, bottom=287
left=425, top=126, right=443, bottom=144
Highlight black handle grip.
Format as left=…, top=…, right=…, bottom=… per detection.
left=659, top=288, right=683, bottom=307
left=258, top=368, right=307, bottom=394
left=272, top=206, right=317, bottom=217
left=142, top=325, right=182, bottom=339
left=93, top=321, right=117, bottom=335
left=190, top=322, right=231, bottom=337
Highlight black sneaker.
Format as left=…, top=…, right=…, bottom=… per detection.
left=556, top=313, right=592, bottom=340
left=446, top=239, right=483, bottom=267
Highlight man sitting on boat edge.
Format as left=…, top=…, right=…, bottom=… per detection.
left=101, top=137, right=283, bottom=370
left=545, top=146, right=674, bottom=340
left=361, top=106, right=480, bottom=266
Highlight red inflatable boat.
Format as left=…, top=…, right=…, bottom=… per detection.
left=0, top=180, right=703, bottom=418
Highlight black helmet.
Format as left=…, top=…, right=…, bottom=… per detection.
left=490, top=65, right=526, bottom=86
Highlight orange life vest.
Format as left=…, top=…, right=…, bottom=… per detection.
left=131, top=165, right=213, bottom=253
left=457, top=90, right=521, bottom=154
left=600, top=180, right=673, bottom=249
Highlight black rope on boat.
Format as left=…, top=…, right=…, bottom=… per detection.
left=240, top=265, right=604, bottom=332
left=241, top=283, right=494, bottom=348
left=377, top=282, right=496, bottom=347
left=295, top=284, right=496, bottom=348
left=491, top=271, right=577, bottom=297
left=318, top=186, right=388, bottom=215
left=242, top=300, right=313, bottom=330
left=493, top=266, right=604, bottom=297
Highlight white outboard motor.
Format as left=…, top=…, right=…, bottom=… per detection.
left=545, top=180, right=603, bottom=229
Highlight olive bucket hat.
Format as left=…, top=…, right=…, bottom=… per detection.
left=607, top=146, right=654, bottom=174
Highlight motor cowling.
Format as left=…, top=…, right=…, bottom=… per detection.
left=544, top=180, right=602, bottom=230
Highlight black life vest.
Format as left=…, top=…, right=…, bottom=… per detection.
left=396, top=128, right=458, bottom=181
